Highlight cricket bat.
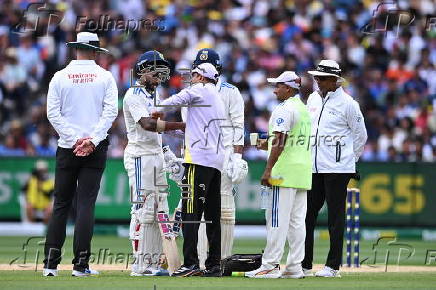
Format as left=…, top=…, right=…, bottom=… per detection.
left=157, top=211, right=181, bottom=275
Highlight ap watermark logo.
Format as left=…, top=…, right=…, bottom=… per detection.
left=8, top=236, right=154, bottom=271
left=14, top=2, right=64, bottom=36
left=14, top=2, right=165, bottom=36
left=9, top=236, right=47, bottom=270
left=361, top=1, right=435, bottom=37
left=361, top=236, right=436, bottom=271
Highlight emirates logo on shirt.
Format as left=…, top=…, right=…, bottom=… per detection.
left=68, top=73, right=97, bottom=84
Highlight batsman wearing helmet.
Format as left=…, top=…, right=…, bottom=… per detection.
left=190, top=49, right=248, bottom=268
left=123, top=50, right=185, bottom=276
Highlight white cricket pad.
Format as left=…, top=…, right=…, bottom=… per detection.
left=197, top=221, right=208, bottom=270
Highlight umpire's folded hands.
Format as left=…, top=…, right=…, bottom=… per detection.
left=73, top=138, right=95, bottom=156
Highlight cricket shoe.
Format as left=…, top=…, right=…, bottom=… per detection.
left=130, top=268, right=155, bottom=277
left=171, top=265, right=202, bottom=277
left=42, top=268, right=58, bottom=277
left=202, top=265, right=222, bottom=277
left=315, top=266, right=341, bottom=278
left=303, top=268, right=314, bottom=277
left=245, top=264, right=281, bottom=278
left=72, top=268, right=100, bottom=277
left=153, top=268, right=170, bottom=276
left=130, top=271, right=146, bottom=277
left=281, top=269, right=305, bottom=279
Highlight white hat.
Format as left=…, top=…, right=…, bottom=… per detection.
left=267, top=71, right=301, bottom=89
left=192, top=63, right=219, bottom=82
left=308, top=60, right=344, bottom=80
left=67, top=32, right=109, bottom=53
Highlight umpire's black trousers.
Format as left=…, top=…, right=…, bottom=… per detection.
left=181, top=163, right=221, bottom=270
left=44, top=140, right=108, bottom=271
left=302, top=173, right=351, bottom=270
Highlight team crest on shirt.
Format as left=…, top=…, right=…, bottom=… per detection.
left=276, top=118, right=284, bottom=125
left=200, top=51, right=208, bottom=60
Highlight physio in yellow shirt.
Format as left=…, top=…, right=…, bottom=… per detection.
left=23, top=160, right=54, bottom=224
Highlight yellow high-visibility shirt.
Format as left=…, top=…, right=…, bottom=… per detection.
left=26, top=177, right=54, bottom=210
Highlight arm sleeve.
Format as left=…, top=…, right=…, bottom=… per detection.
left=181, top=107, right=187, bottom=122
left=156, top=85, right=201, bottom=113
left=271, top=105, right=298, bottom=133
left=346, top=100, right=368, bottom=161
left=124, top=94, right=150, bottom=122
left=90, top=72, right=119, bottom=146
left=228, top=88, right=245, bottom=146
left=46, top=73, right=80, bottom=144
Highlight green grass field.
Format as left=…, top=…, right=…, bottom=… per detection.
left=1, top=235, right=436, bottom=289
left=1, top=271, right=436, bottom=290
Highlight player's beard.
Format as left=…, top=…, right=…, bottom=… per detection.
left=145, top=83, right=158, bottom=94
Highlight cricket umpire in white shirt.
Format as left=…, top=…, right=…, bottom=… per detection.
left=302, top=60, right=367, bottom=277
left=151, top=63, right=226, bottom=277
left=43, top=32, right=118, bottom=277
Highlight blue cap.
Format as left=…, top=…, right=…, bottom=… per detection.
left=192, top=48, right=222, bottom=75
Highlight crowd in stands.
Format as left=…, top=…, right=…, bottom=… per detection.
left=0, top=0, right=434, bottom=162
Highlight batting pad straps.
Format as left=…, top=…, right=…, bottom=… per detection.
left=156, top=118, right=166, bottom=132
left=221, top=208, right=235, bottom=224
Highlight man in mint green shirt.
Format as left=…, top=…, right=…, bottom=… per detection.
left=246, top=71, right=312, bottom=279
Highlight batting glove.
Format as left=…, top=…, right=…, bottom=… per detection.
left=167, top=158, right=185, bottom=182
left=162, top=145, right=177, bottom=163
left=226, top=153, right=248, bottom=184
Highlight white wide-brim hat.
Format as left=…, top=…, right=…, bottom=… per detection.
left=192, top=63, right=219, bottom=82
left=308, top=60, right=345, bottom=81
left=267, top=71, right=301, bottom=89
left=67, top=32, right=109, bottom=53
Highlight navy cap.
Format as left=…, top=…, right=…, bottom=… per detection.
left=192, top=48, right=222, bottom=75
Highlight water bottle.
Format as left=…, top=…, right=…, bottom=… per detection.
left=260, top=186, right=270, bottom=210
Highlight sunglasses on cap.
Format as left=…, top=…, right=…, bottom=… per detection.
left=314, top=76, right=336, bottom=81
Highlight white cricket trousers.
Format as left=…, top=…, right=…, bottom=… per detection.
left=262, top=186, right=307, bottom=272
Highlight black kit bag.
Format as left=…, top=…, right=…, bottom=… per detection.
left=221, top=254, right=262, bottom=276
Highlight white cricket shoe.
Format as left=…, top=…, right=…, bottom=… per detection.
left=130, top=267, right=167, bottom=277
left=43, top=268, right=58, bottom=277
left=130, top=271, right=146, bottom=277
left=315, top=266, right=341, bottom=278
left=281, top=269, right=305, bottom=279
left=245, top=264, right=281, bottom=278
left=152, top=268, right=169, bottom=276
left=303, top=268, right=314, bottom=277
left=72, top=268, right=100, bottom=277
